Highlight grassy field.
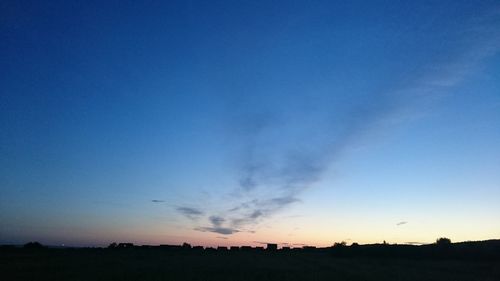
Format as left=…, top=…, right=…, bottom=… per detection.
left=2, top=248, right=500, bottom=281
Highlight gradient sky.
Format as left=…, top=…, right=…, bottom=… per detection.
left=1, top=0, right=500, bottom=247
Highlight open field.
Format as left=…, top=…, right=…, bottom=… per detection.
left=2, top=248, right=500, bottom=281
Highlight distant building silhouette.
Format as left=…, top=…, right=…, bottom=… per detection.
left=267, top=243, right=278, bottom=251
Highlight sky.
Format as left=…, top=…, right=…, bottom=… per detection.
left=1, top=0, right=500, bottom=247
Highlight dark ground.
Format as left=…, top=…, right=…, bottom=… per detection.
left=2, top=248, right=500, bottom=281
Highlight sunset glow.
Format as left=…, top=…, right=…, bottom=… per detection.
left=1, top=0, right=500, bottom=248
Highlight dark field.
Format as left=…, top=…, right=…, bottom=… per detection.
left=2, top=248, right=500, bottom=281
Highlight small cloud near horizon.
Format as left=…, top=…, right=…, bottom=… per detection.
left=195, top=226, right=239, bottom=235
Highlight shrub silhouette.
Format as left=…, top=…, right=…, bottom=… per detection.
left=23, top=241, right=45, bottom=249
left=333, top=241, right=347, bottom=248
left=436, top=237, right=451, bottom=245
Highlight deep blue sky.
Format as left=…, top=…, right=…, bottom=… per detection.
left=1, top=0, right=500, bottom=246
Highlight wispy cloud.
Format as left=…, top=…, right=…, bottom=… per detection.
left=223, top=11, right=500, bottom=233
left=253, top=241, right=274, bottom=245
left=185, top=8, right=500, bottom=236
left=151, top=199, right=165, bottom=203
left=176, top=207, right=204, bottom=220
left=194, top=215, right=242, bottom=235
left=396, top=221, right=408, bottom=226
left=209, top=216, right=225, bottom=227
left=195, top=226, right=239, bottom=235
left=405, top=241, right=427, bottom=245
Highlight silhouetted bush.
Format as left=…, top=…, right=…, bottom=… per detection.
left=333, top=241, right=347, bottom=247
left=23, top=242, right=45, bottom=249
left=436, top=237, right=451, bottom=245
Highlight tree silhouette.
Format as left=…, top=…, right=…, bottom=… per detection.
left=436, top=237, right=451, bottom=245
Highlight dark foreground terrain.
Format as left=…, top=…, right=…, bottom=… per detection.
left=2, top=245, right=500, bottom=281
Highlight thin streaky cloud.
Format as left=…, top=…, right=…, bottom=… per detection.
left=176, top=207, right=204, bottom=220
left=194, top=226, right=239, bottom=235
left=209, top=216, right=225, bottom=227
left=184, top=9, right=500, bottom=236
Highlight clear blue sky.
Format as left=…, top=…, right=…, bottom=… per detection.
left=1, top=0, right=500, bottom=247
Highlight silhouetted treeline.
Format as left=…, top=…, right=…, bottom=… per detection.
left=328, top=239, right=500, bottom=260
left=2, top=239, right=499, bottom=260
left=102, top=239, right=500, bottom=260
